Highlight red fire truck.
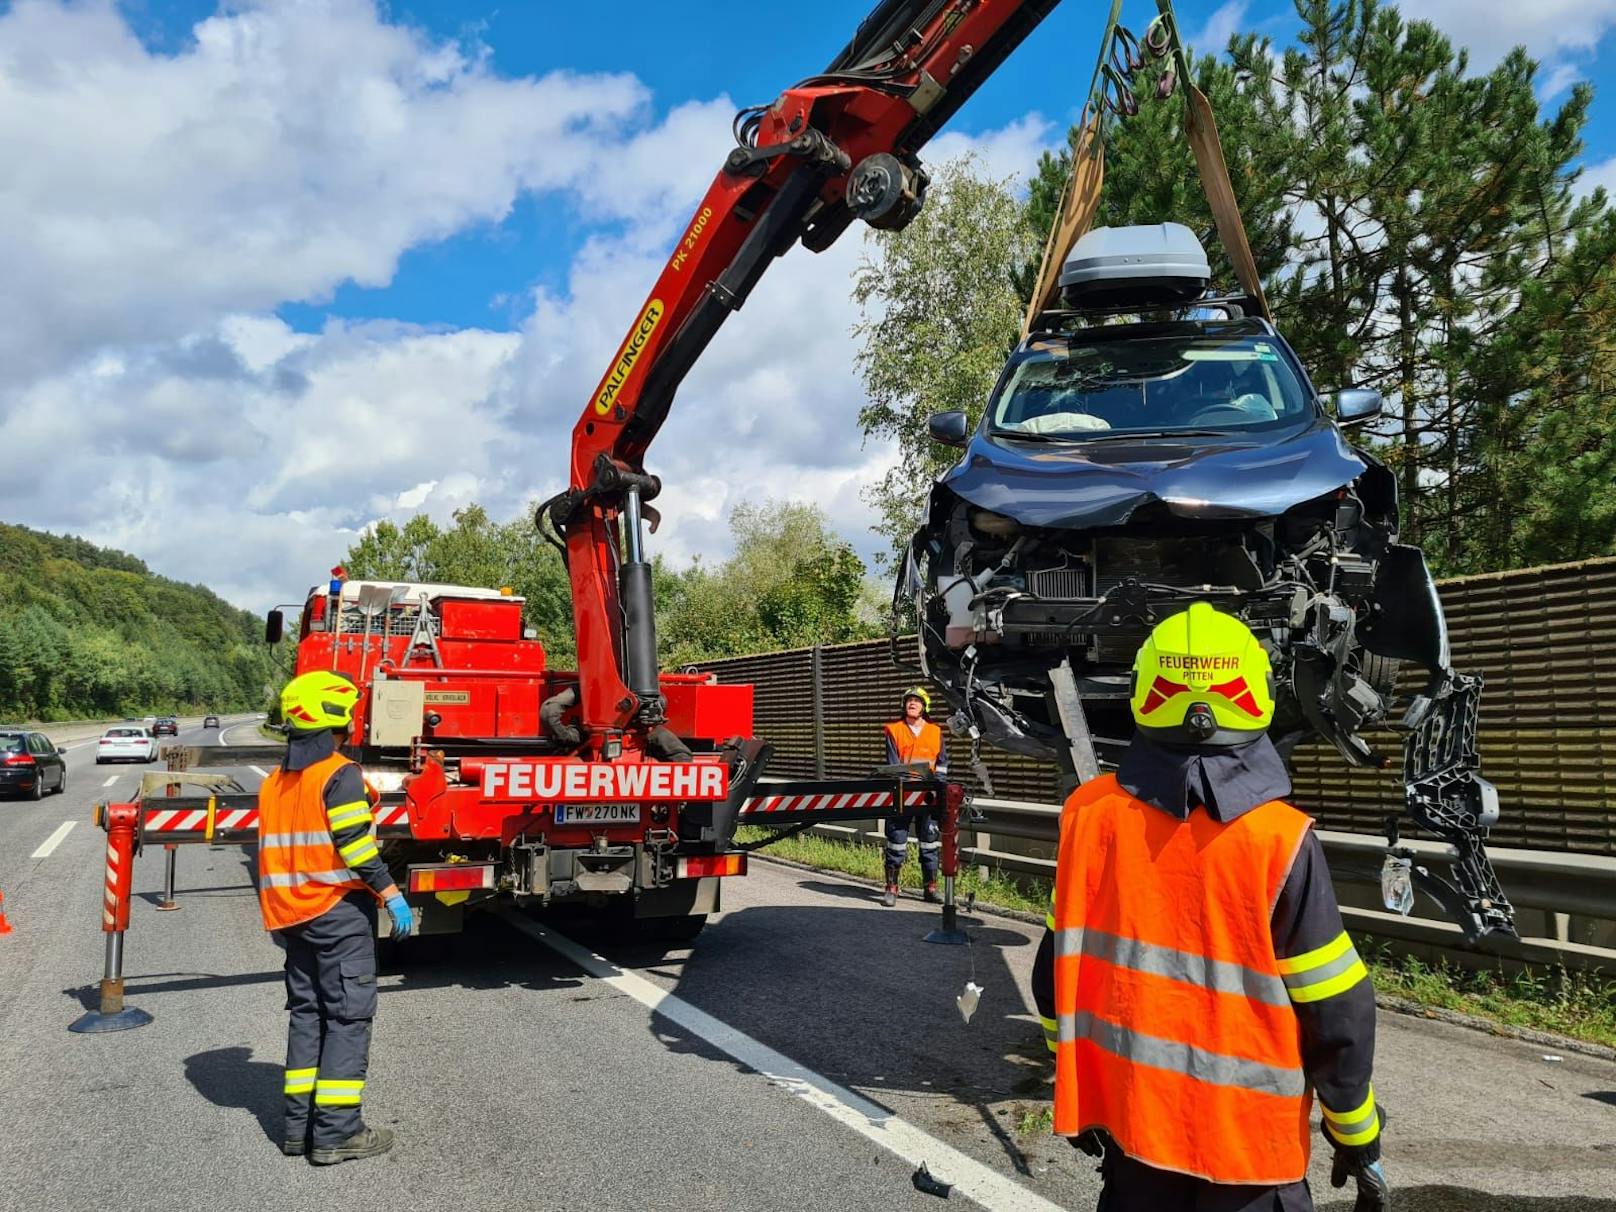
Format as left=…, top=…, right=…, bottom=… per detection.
left=257, top=572, right=807, bottom=939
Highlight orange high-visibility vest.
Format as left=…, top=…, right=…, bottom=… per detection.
left=257, top=752, right=365, bottom=932
left=1052, top=773, right=1313, bottom=1185
left=884, top=720, right=942, bottom=771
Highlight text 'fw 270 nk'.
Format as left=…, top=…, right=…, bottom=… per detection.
left=896, top=222, right=1513, bottom=940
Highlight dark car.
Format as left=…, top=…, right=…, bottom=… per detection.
left=895, top=223, right=1511, bottom=939
left=202, top=715, right=220, bottom=729
left=0, top=730, right=68, bottom=799
left=153, top=717, right=179, bottom=737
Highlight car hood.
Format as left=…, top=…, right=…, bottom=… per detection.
left=937, top=417, right=1369, bottom=529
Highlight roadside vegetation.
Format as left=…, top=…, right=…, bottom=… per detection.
left=0, top=523, right=276, bottom=721
left=742, top=827, right=1616, bottom=1051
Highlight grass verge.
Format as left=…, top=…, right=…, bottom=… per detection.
left=735, top=826, right=1050, bottom=916
left=739, top=827, right=1616, bottom=1050
left=1361, top=943, right=1616, bottom=1050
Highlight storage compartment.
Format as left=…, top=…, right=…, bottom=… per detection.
left=1059, top=222, right=1210, bottom=309
left=439, top=598, right=523, bottom=642
left=661, top=678, right=754, bottom=743
left=370, top=680, right=426, bottom=748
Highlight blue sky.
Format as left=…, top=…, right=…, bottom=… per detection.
left=121, top=0, right=1616, bottom=337
left=1, top=0, right=1612, bottom=609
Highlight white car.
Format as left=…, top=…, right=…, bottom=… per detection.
left=96, top=726, right=158, bottom=764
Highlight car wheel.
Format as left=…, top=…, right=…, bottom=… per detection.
left=56, top=768, right=67, bottom=795
left=95, top=757, right=105, bottom=765
left=29, top=776, right=44, bottom=801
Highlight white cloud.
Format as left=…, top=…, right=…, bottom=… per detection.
left=1189, top=1, right=1250, bottom=57
left=1396, top=0, right=1616, bottom=101
left=0, top=0, right=1049, bottom=613
left=927, top=113, right=1058, bottom=188
left=1578, top=155, right=1616, bottom=200
left=0, top=0, right=646, bottom=392
left=1397, top=0, right=1616, bottom=64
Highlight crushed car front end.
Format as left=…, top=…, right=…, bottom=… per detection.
left=896, top=293, right=1512, bottom=938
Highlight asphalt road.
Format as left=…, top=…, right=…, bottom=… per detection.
left=1, top=728, right=1613, bottom=1211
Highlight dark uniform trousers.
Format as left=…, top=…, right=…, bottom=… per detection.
left=275, top=891, right=378, bottom=1147
left=884, top=810, right=941, bottom=878
left=1098, top=1147, right=1314, bottom=1211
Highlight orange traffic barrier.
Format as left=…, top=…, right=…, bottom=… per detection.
left=0, top=889, right=13, bottom=935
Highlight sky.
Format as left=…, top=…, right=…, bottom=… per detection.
left=1, top=0, right=1613, bottom=613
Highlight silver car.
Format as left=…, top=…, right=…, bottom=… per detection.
left=96, top=726, right=158, bottom=764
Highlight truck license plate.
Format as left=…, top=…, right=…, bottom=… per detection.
left=553, top=803, right=641, bottom=826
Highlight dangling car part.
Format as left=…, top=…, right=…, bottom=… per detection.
left=896, top=223, right=1514, bottom=941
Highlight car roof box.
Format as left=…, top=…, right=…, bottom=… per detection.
left=1059, top=222, right=1210, bottom=309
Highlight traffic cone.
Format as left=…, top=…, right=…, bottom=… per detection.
left=0, top=890, right=12, bottom=935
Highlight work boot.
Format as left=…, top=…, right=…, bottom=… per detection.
left=882, top=863, right=901, bottom=908
left=310, top=1126, right=395, bottom=1166
left=280, top=1139, right=307, bottom=1158
left=923, top=881, right=941, bottom=904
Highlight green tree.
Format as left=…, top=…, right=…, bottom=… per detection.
left=659, top=500, right=880, bottom=664
left=0, top=523, right=277, bottom=719
left=852, top=155, right=1040, bottom=559
left=859, top=0, right=1613, bottom=575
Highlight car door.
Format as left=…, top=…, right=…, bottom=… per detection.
left=29, top=733, right=61, bottom=789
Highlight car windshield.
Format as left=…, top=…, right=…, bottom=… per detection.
left=106, top=729, right=143, bottom=738
left=990, top=332, right=1313, bottom=438
left=1, top=735, right=23, bottom=753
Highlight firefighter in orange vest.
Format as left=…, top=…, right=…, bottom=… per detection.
left=1031, top=603, right=1387, bottom=1211
left=881, top=686, right=948, bottom=907
left=259, top=672, right=413, bottom=1164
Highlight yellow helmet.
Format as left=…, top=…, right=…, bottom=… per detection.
left=902, top=686, right=932, bottom=714
left=1130, top=603, right=1274, bottom=745
left=280, top=671, right=360, bottom=732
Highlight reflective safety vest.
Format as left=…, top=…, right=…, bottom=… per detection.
left=884, top=720, right=942, bottom=771
left=257, top=752, right=365, bottom=932
left=1052, top=773, right=1313, bottom=1185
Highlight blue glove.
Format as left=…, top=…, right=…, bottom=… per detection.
left=1331, top=1146, right=1389, bottom=1211
left=384, top=894, right=414, bottom=942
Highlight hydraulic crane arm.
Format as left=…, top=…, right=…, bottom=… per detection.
left=544, top=0, right=1063, bottom=752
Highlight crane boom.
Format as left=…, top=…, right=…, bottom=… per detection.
left=545, top=0, right=1064, bottom=753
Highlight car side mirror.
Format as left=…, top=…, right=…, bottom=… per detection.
left=927, top=410, right=970, bottom=447
left=1332, top=389, right=1383, bottom=425
left=265, top=609, right=284, bottom=645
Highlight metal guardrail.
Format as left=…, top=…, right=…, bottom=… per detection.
left=770, top=790, right=1616, bottom=973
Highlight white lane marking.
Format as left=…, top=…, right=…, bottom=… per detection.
left=102, top=776, right=117, bottom=787
left=497, top=910, right=1064, bottom=1212
left=30, top=821, right=77, bottom=859
left=249, top=765, right=269, bottom=778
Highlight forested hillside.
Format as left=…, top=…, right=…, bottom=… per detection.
left=0, top=523, right=276, bottom=721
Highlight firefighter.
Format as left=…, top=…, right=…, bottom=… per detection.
left=881, top=686, right=948, bottom=908
left=258, top=671, right=414, bottom=1164
left=1031, top=603, right=1388, bottom=1211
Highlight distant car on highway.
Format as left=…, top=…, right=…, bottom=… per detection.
left=96, top=727, right=157, bottom=765
left=203, top=715, right=220, bottom=729
left=152, top=717, right=179, bottom=737
left=0, top=729, right=68, bottom=799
